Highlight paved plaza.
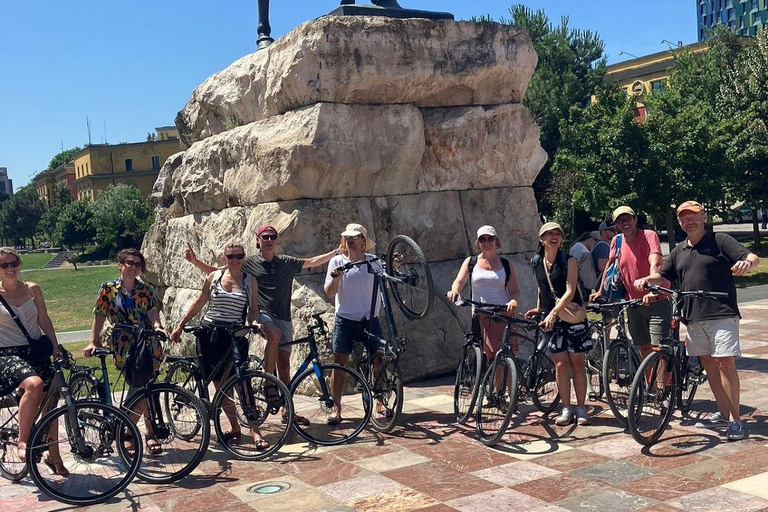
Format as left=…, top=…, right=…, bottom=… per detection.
left=3, top=298, right=768, bottom=512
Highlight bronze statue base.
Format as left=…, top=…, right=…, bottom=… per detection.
left=327, top=4, right=454, bottom=20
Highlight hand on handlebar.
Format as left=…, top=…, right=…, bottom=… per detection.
left=505, top=299, right=518, bottom=315
left=540, top=311, right=556, bottom=332
left=446, top=290, right=461, bottom=304
left=170, top=327, right=183, bottom=344
left=83, top=342, right=98, bottom=358
left=524, top=308, right=542, bottom=320
left=330, top=265, right=345, bottom=279
left=642, top=292, right=660, bottom=306
left=633, top=277, right=651, bottom=291
left=589, top=290, right=602, bottom=302
left=731, top=259, right=753, bottom=277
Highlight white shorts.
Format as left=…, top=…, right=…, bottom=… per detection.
left=258, top=313, right=294, bottom=353
left=686, top=316, right=740, bottom=358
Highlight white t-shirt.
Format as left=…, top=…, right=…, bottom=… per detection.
left=324, top=254, right=382, bottom=321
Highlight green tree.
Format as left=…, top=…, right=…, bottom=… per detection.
left=0, top=185, right=46, bottom=248
left=37, top=183, right=74, bottom=243
left=90, top=184, right=154, bottom=255
left=48, top=147, right=81, bottom=171
left=55, top=200, right=95, bottom=251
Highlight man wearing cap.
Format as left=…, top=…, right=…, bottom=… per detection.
left=592, top=206, right=671, bottom=362
left=569, top=232, right=600, bottom=295
left=634, top=200, right=759, bottom=441
left=598, top=221, right=618, bottom=245
left=184, top=225, right=342, bottom=418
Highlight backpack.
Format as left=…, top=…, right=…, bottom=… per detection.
left=531, top=251, right=568, bottom=275
left=124, top=337, right=154, bottom=388
left=468, top=255, right=511, bottom=298
left=591, top=240, right=609, bottom=274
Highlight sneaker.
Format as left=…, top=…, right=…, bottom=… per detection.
left=694, top=412, right=729, bottom=428
left=575, top=406, right=591, bottom=426
left=727, top=421, right=748, bottom=441
left=555, top=407, right=574, bottom=426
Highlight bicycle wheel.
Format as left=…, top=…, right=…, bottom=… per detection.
left=69, top=372, right=104, bottom=402
left=529, top=351, right=560, bottom=414
left=603, top=339, right=638, bottom=427
left=476, top=356, right=518, bottom=446
left=165, top=361, right=202, bottom=399
left=586, top=327, right=605, bottom=400
left=290, top=364, right=372, bottom=446
left=386, top=235, right=434, bottom=320
left=627, top=351, right=677, bottom=446
left=0, top=393, right=27, bottom=482
left=212, top=370, right=292, bottom=460
left=27, top=402, right=141, bottom=506
left=369, top=357, right=404, bottom=433
left=678, top=354, right=703, bottom=413
left=454, top=343, right=483, bottom=424
left=122, top=383, right=210, bottom=483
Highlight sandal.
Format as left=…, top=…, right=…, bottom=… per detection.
left=264, top=384, right=283, bottom=409
left=146, top=437, right=163, bottom=456
left=254, top=438, right=270, bottom=451
left=327, top=414, right=342, bottom=425
left=43, top=456, right=70, bottom=477
left=282, top=414, right=310, bottom=426
left=220, top=430, right=241, bottom=443
left=376, top=407, right=394, bottom=419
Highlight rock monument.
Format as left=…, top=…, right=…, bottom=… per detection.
left=143, top=15, right=546, bottom=381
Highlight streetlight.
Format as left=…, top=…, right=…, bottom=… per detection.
left=660, top=39, right=683, bottom=48
left=618, top=51, right=639, bottom=59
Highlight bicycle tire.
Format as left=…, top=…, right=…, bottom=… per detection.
left=586, top=326, right=605, bottom=400
left=476, top=356, right=518, bottom=446
left=163, top=361, right=207, bottom=436
left=602, top=339, right=638, bottom=427
left=290, top=363, right=372, bottom=446
left=212, top=370, right=292, bottom=460
left=369, top=357, right=403, bottom=433
left=0, top=393, right=27, bottom=482
left=453, top=343, right=483, bottom=424
left=27, top=401, right=142, bottom=506
left=627, top=351, right=677, bottom=446
left=386, top=235, right=434, bottom=320
left=678, top=354, right=702, bottom=413
left=122, top=383, right=210, bottom=483
left=529, top=351, right=560, bottom=414
left=69, top=372, right=104, bottom=402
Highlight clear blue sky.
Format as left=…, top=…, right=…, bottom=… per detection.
left=0, top=1, right=696, bottom=187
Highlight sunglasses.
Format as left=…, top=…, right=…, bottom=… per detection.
left=0, top=260, right=21, bottom=269
left=226, top=253, right=245, bottom=260
left=344, top=235, right=363, bottom=241
left=122, top=259, right=143, bottom=268
left=478, top=236, right=495, bottom=243
left=259, top=234, right=277, bottom=241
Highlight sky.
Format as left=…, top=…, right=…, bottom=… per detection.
left=0, top=1, right=697, bottom=187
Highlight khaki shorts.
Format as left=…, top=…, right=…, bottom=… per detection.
left=258, top=313, right=294, bottom=353
left=686, top=316, right=740, bottom=358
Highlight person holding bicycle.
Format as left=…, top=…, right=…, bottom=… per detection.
left=525, top=223, right=592, bottom=426
left=0, top=248, right=65, bottom=474
left=170, top=241, right=270, bottom=447
left=325, top=223, right=386, bottom=423
left=634, top=200, right=759, bottom=441
left=446, top=225, right=520, bottom=361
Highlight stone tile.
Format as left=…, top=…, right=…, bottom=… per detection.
left=345, top=487, right=440, bottom=512
left=634, top=505, right=686, bottom=512
left=248, top=488, right=341, bottom=512
left=154, top=485, right=251, bottom=512
left=444, top=448, right=523, bottom=472
left=666, top=486, right=768, bottom=512
left=495, top=438, right=573, bottom=460
left=382, top=461, right=500, bottom=501
left=624, top=448, right=711, bottom=471
left=292, top=460, right=374, bottom=487
left=578, top=460, right=658, bottom=485
left=721, top=446, right=768, bottom=470
left=445, top=487, right=565, bottom=512
left=327, top=442, right=402, bottom=462
left=415, top=505, right=462, bottom=512
left=534, top=448, right=611, bottom=471
left=723, top=471, right=768, bottom=500
left=579, top=436, right=647, bottom=459
left=669, top=457, right=765, bottom=486
left=318, top=473, right=405, bottom=503
left=617, top=473, right=711, bottom=501
left=512, top=474, right=605, bottom=503
left=555, top=488, right=655, bottom=512
left=470, top=460, right=559, bottom=486
left=353, top=448, right=431, bottom=472
left=405, top=394, right=455, bottom=409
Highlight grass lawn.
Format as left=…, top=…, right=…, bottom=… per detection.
left=23, top=266, right=119, bottom=331
left=19, top=253, right=55, bottom=270
left=735, top=241, right=768, bottom=288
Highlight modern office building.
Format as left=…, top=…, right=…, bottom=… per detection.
left=697, top=0, right=768, bottom=41
left=0, top=167, right=13, bottom=196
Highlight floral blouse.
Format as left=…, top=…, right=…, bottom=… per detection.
left=93, top=278, right=162, bottom=369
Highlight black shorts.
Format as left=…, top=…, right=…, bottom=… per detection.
left=545, top=321, right=592, bottom=354
left=0, top=345, right=55, bottom=396
left=198, top=324, right=249, bottom=381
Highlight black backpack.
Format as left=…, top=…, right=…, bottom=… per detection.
left=124, top=338, right=154, bottom=388
left=468, top=255, right=511, bottom=297
left=531, top=251, right=568, bottom=275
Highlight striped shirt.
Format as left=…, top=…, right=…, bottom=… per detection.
left=202, top=270, right=251, bottom=323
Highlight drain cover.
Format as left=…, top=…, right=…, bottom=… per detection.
left=247, top=482, right=291, bottom=495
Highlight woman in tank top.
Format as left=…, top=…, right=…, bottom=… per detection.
left=171, top=242, right=268, bottom=448
left=0, top=247, right=65, bottom=474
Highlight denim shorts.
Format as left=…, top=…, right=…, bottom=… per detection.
left=331, top=315, right=385, bottom=355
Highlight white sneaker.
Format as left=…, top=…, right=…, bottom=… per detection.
left=694, top=412, right=729, bottom=428
left=555, top=407, right=573, bottom=426
left=575, top=406, right=591, bottom=426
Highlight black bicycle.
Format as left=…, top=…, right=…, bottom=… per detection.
left=584, top=307, right=611, bottom=400
left=627, top=285, right=721, bottom=445
left=0, top=347, right=142, bottom=505
left=67, top=324, right=210, bottom=483
left=163, top=320, right=293, bottom=460
left=282, top=313, right=372, bottom=445
left=341, top=235, right=434, bottom=433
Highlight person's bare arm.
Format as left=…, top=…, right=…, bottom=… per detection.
left=446, top=258, right=470, bottom=303
left=505, top=263, right=521, bottom=314
left=184, top=242, right=218, bottom=274
left=171, top=273, right=214, bottom=342
left=29, top=283, right=59, bottom=354
left=303, top=245, right=344, bottom=269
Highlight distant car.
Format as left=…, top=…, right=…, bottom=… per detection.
left=727, top=204, right=754, bottom=224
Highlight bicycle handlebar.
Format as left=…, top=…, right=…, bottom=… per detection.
left=182, top=322, right=261, bottom=336
left=643, top=284, right=729, bottom=299
left=586, top=298, right=643, bottom=313
left=451, top=296, right=538, bottom=328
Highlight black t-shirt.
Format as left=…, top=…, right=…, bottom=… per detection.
left=243, top=254, right=304, bottom=321
left=659, top=231, right=750, bottom=322
left=534, top=252, right=582, bottom=315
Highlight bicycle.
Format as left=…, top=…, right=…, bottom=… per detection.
left=163, top=320, right=293, bottom=460
left=627, top=284, right=721, bottom=445
left=0, top=346, right=142, bottom=505
left=67, top=323, right=210, bottom=483
left=281, top=313, right=372, bottom=445
left=340, top=235, right=434, bottom=433
left=453, top=298, right=558, bottom=446
left=585, top=309, right=610, bottom=401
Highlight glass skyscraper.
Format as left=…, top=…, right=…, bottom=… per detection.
left=697, top=0, right=768, bottom=40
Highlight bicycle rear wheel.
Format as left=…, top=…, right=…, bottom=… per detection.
left=0, top=393, right=27, bottom=482
left=69, top=372, right=104, bottom=402
left=529, top=351, right=560, bottom=414
left=27, top=402, right=141, bottom=506
left=627, top=351, right=677, bottom=446
left=122, top=383, right=210, bottom=483
left=386, top=235, right=434, bottom=320
left=476, top=356, right=518, bottom=446
left=290, top=364, right=372, bottom=446
left=586, top=326, right=605, bottom=400
left=603, top=339, right=638, bottom=427
left=165, top=361, right=202, bottom=399
left=369, top=357, right=403, bottom=433
left=212, top=370, right=292, bottom=460
left=454, top=342, right=483, bottom=424
left=678, top=354, right=703, bottom=413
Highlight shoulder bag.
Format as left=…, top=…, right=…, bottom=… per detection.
left=0, top=293, right=53, bottom=362
left=602, top=234, right=625, bottom=301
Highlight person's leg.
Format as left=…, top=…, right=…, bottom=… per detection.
left=17, top=375, right=44, bottom=460
left=715, top=356, right=741, bottom=421
left=568, top=353, right=588, bottom=406
left=259, top=320, right=282, bottom=376
left=330, top=316, right=354, bottom=421
left=699, top=355, right=730, bottom=418
left=552, top=351, right=571, bottom=407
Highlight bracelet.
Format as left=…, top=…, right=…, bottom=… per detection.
left=333, top=249, right=339, bottom=256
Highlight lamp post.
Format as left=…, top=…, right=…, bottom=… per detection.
left=257, top=0, right=274, bottom=49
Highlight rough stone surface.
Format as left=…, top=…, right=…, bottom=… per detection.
left=175, top=17, right=537, bottom=146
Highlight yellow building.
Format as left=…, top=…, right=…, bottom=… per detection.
left=34, top=162, right=75, bottom=206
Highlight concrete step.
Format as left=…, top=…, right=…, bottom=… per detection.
left=43, top=252, right=69, bottom=269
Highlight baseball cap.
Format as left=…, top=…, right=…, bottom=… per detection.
left=476, top=226, right=497, bottom=239
left=257, top=225, right=278, bottom=236
left=598, top=221, right=615, bottom=232
left=676, top=200, right=704, bottom=215
left=612, top=206, right=636, bottom=221
left=590, top=231, right=602, bottom=241
left=538, top=222, right=564, bottom=238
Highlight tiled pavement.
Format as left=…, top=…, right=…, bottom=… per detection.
left=4, top=300, right=768, bottom=512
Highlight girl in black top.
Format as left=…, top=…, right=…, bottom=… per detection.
left=526, top=222, right=592, bottom=427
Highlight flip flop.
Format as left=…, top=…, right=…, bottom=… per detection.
left=282, top=414, right=310, bottom=426
left=220, top=430, right=242, bottom=443
left=377, top=408, right=394, bottom=418
left=254, top=438, right=270, bottom=450
left=146, top=437, right=163, bottom=456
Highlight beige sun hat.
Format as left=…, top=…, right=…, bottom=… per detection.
left=538, top=222, right=564, bottom=238
left=340, top=223, right=376, bottom=251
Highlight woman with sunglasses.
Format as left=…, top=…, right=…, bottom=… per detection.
left=171, top=242, right=268, bottom=448
left=0, top=247, right=65, bottom=473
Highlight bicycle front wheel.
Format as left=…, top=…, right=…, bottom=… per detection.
left=369, top=357, right=404, bottom=433
left=0, top=393, right=27, bottom=482
left=627, top=351, right=677, bottom=446
left=454, top=343, right=483, bottom=424
left=212, top=370, right=292, bottom=460
left=476, top=356, right=518, bottom=446
left=68, top=372, right=104, bottom=402
left=291, top=364, right=372, bottom=446
left=27, top=402, right=141, bottom=506
left=387, top=235, right=434, bottom=320
left=122, top=383, right=210, bottom=483
left=586, top=326, right=605, bottom=400
left=529, top=351, right=560, bottom=414
left=678, top=354, right=703, bottom=413
left=603, top=339, right=638, bottom=427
